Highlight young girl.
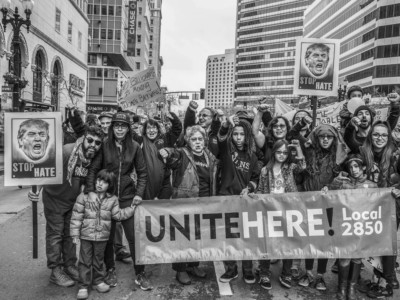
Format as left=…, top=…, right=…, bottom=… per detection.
left=70, top=170, right=136, bottom=300
left=256, top=139, right=306, bottom=290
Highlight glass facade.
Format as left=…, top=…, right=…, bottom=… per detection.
left=235, top=0, right=314, bottom=104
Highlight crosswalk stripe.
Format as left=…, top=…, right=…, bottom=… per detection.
left=213, top=261, right=233, bottom=296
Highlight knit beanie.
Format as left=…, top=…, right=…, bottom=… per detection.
left=354, top=105, right=376, bottom=118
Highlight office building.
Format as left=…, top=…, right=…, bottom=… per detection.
left=304, top=0, right=400, bottom=95
left=86, top=0, right=162, bottom=113
left=205, top=49, right=235, bottom=111
left=234, top=0, right=314, bottom=105
left=150, top=0, right=163, bottom=80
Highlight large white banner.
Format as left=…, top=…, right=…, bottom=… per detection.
left=293, top=37, right=340, bottom=97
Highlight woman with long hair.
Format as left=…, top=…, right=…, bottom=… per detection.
left=299, top=124, right=349, bottom=291
left=358, top=121, right=399, bottom=297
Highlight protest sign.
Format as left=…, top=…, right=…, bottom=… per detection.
left=118, top=66, right=163, bottom=113
left=134, top=189, right=397, bottom=264
left=293, top=37, right=340, bottom=97
left=4, top=112, right=63, bottom=186
left=283, top=101, right=388, bottom=129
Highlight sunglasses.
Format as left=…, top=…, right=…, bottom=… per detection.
left=86, top=137, right=102, bottom=146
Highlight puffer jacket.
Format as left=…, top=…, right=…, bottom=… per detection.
left=165, top=147, right=218, bottom=199
left=70, top=193, right=135, bottom=241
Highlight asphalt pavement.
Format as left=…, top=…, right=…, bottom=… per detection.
left=0, top=178, right=399, bottom=299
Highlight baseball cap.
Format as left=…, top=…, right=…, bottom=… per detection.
left=98, top=111, right=114, bottom=120
left=112, top=112, right=130, bottom=124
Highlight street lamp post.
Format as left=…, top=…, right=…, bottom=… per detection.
left=1, top=0, right=34, bottom=112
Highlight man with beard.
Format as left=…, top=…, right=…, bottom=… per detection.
left=17, top=119, right=50, bottom=161
left=28, top=126, right=105, bottom=287
left=344, top=92, right=400, bottom=154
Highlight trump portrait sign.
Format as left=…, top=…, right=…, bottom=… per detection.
left=4, top=112, right=63, bottom=186
left=293, top=37, right=340, bottom=97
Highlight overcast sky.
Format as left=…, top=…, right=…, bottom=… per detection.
left=160, top=0, right=237, bottom=92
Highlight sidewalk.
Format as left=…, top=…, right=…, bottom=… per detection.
left=0, top=175, right=31, bottom=223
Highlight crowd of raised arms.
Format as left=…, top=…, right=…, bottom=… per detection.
left=28, top=86, right=400, bottom=300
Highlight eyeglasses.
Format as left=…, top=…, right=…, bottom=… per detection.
left=318, top=135, right=334, bottom=140
left=114, top=123, right=128, bottom=129
left=86, top=137, right=102, bottom=146
left=199, top=114, right=211, bottom=118
left=272, top=124, right=286, bottom=129
left=276, top=151, right=288, bottom=156
left=372, top=133, right=389, bottom=139
left=190, top=137, right=204, bottom=142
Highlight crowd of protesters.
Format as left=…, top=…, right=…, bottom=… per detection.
left=28, top=87, right=400, bottom=300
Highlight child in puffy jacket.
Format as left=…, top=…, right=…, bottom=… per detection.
left=70, top=169, right=136, bottom=300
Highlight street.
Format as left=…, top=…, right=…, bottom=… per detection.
left=0, top=179, right=399, bottom=300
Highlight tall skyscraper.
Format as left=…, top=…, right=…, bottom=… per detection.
left=86, top=0, right=162, bottom=113
left=205, top=49, right=235, bottom=111
left=304, top=0, right=400, bottom=96
left=234, top=0, right=314, bottom=105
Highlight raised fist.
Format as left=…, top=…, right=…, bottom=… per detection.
left=303, top=115, right=313, bottom=125
left=159, top=148, right=169, bottom=159
left=257, top=104, right=269, bottom=113
left=351, top=116, right=361, bottom=128
left=387, top=92, right=400, bottom=103
left=189, top=100, right=198, bottom=110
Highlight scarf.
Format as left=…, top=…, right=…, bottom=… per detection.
left=66, top=136, right=91, bottom=185
left=142, top=136, right=165, bottom=199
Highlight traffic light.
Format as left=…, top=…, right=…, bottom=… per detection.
left=200, top=88, right=205, bottom=99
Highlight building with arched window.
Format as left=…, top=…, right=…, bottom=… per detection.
left=0, top=0, right=89, bottom=174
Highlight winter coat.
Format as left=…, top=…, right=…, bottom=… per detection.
left=70, top=193, right=135, bottom=241
left=164, top=147, right=218, bottom=199
left=257, top=159, right=306, bottom=194
left=329, top=174, right=378, bottom=190
left=85, top=138, right=147, bottom=201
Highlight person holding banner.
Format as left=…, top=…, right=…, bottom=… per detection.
left=28, top=126, right=105, bottom=287
left=255, top=139, right=306, bottom=290
left=299, top=124, right=349, bottom=291
left=159, top=125, right=218, bottom=285
left=329, top=155, right=378, bottom=300
left=217, top=114, right=260, bottom=284
left=358, top=120, right=399, bottom=297
left=84, top=112, right=152, bottom=291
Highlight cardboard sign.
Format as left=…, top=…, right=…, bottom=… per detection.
left=118, top=67, right=163, bottom=113
left=293, top=37, right=340, bottom=97
left=4, top=112, right=63, bottom=186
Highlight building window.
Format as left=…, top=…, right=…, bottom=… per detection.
left=101, top=29, right=106, bottom=39
left=137, top=35, right=141, bottom=43
left=115, top=30, right=121, bottom=40
left=88, top=54, right=96, bottom=65
left=97, top=68, right=102, bottom=77
left=92, top=28, right=99, bottom=39
left=87, top=4, right=93, bottom=14
left=116, top=6, right=122, bottom=16
left=102, top=55, right=107, bottom=66
left=139, top=7, right=142, bottom=14
left=150, top=43, right=153, bottom=49
left=78, top=31, right=82, bottom=51
left=138, top=21, right=142, bottom=29
left=149, top=59, right=152, bottom=65
left=151, top=18, right=154, bottom=25
left=101, top=5, right=107, bottom=15
left=99, top=87, right=103, bottom=95
left=93, top=4, right=99, bottom=14
left=108, top=5, right=114, bottom=15
left=55, top=8, right=61, bottom=33
left=136, top=62, right=140, bottom=70
left=108, top=29, right=113, bottom=39
left=33, top=51, right=43, bottom=102
left=51, top=60, right=61, bottom=110
left=68, top=21, right=72, bottom=43
left=136, top=48, right=141, bottom=56
left=149, top=51, right=152, bottom=57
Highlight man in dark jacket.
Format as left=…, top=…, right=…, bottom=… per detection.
left=28, top=126, right=105, bottom=287
left=84, top=112, right=151, bottom=291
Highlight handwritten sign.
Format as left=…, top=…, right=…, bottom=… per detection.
left=118, top=67, right=162, bottom=113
